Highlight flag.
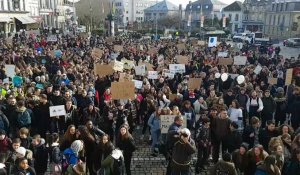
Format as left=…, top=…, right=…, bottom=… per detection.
left=187, top=14, right=191, bottom=27
left=102, top=2, right=104, bottom=14
left=112, top=2, right=116, bottom=15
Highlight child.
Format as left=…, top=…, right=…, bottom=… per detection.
left=49, top=133, right=61, bottom=175
left=18, top=127, right=32, bottom=149
left=15, top=158, right=36, bottom=175
left=31, top=134, right=48, bottom=175
left=195, top=117, right=211, bottom=174
left=0, top=130, right=11, bottom=155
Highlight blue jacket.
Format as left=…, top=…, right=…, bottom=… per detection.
left=148, top=113, right=161, bottom=132
left=63, top=148, right=78, bottom=166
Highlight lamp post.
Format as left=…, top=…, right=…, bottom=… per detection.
left=155, top=0, right=158, bottom=40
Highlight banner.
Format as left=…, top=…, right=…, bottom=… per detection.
left=111, top=81, right=135, bottom=100
left=161, top=115, right=187, bottom=133
left=49, top=105, right=66, bottom=117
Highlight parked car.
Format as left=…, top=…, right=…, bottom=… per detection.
left=284, top=38, right=300, bottom=47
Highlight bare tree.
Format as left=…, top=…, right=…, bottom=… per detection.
left=75, top=0, right=110, bottom=28
left=157, top=14, right=181, bottom=29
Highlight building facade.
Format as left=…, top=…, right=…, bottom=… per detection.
left=0, top=0, right=37, bottom=37
left=56, top=0, right=76, bottom=31
left=113, top=0, right=158, bottom=27
left=185, top=0, right=227, bottom=29
left=264, top=0, right=300, bottom=39
left=38, top=0, right=57, bottom=29
left=242, top=0, right=273, bottom=32
left=223, top=1, right=243, bottom=33
left=144, top=0, right=179, bottom=21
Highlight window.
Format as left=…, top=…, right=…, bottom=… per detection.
left=272, top=4, right=275, bottom=11
left=235, top=14, right=239, bottom=21
left=280, top=3, right=283, bottom=11
left=273, top=15, right=276, bottom=25
left=285, top=3, right=288, bottom=11
left=269, top=15, right=272, bottom=25
left=126, top=17, right=128, bottom=21
left=0, top=0, right=3, bottom=10
left=229, top=14, right=232, bottom=20
left=234, top=24, right=238, bottom=31
left=278, top=15, right=281, bottom=25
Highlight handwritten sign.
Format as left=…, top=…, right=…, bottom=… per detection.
left=111, top=81, right=135, bottom=100
left=92, top=48, right=104, bottom=59
left=119, top=73, right=133, bottom=82
left=49, top=105, right=66, bottom=117
left=94, top=64, right=114, bottom=76
left=285, top=69, right=293, bottom=85
left=176, top=55, right=189, bottom=65
left=218, top=58, right=233, bottom=65
left=114, top=45, right=124, bottom=52
left=148, top=71, right=158, bottom=79
left=113, top=61, right=124, bottom=72
left=47, top=35, right=58, bottom=42
left=218, top=52, right=228, bottom=57
left=268, top=78, right=278, bottom=85
left=188, top=78, right=202, bottom=90
left=121, top=59, right=135, bottom=70
left=177, top=43, right=186, bottom=51
left=234, top=56, right=247, bottom=65
left=135, top=65, right=146, bottom=76
left=132, top=80, right=143, bottom=89
left=169, top=64, right=185, bottom=74
left=5, top=65, right=16, bottom=78
left=254, top=65, right=262, bottom=75
left=161, top=115, right=187, bottom=134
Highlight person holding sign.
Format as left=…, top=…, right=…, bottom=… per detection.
left=181, top=101, right=196, bottom=130
left=147, top=108, right=162, bottom=156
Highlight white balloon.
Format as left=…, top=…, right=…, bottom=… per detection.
left=221, top=73, right=228, bottom=82
left=237, top=75, right=245, bottom=84
left=215, top=73, right=221, bottom=79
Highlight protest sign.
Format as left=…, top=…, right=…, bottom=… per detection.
left=177, top=43, right=186, bottom=50
left=105, top=37, right=114, bottom=44
left=49, top=105, right=66, bottom=117
left=268, top=78, right=278, bottom=85
left=198, top=41, right=205, bottom=46
left=113, top=61, right=124, bottom=72
left=234, top=56, right=247, bottom=65
left=110, top=53, right=119, bottom=60
left=121, top=59, right=135, bottom=70
left=176, top=55, right=189, bottom=65
left=92, top=48, right=104, bottom=59
left=208, top=37, right=217, bottom=47
left=254, top=65, right=262, bottom=75
left=133, top=80, right=143, bottom=89
left=94, top=64, right=115, bottom=76
left=148, top=71, right=158, bottom=79
left=5, top=65, right=16, bottom=78
left=119, top=73, right=133, bottom=82
left=111, top=81, right=135, bottom=100
left=169, top=64, right=185, bottom=74
left=158, top=55, right=164, bottom=65
left=161, top=115, right=187, bottom=133
left=47, top=35, right=58, bottom=42
left=218, top=58, right=233, bottom=65
left=188, top=78, right=202, bottom=90
left=114, top=45, right=124, bottom=52
left=135, top=65, right=146, bottom=76
left=13, top=76, right=23, bottom=86
left=285, top=69, right=293, bottom=85
left=162, top=69, right=175, bottom=78
left=218, top=52, right=228, bottom=57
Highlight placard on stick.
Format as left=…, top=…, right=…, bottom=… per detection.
left=111, top=81, right=135, bottom=99
left=94, top=64, right=114, bottom=76
left=188, top=78, right=202, bottom=90
left=285, top=69, right=293, bottom=85
left=234, top=56, right=247, bottom=65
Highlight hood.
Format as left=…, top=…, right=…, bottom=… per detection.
left=37, top=138, right=46, bottom=147
left=16, top=106, right=27, bottom=113
left=0, top=163, right=5, bottom=169
left=111, top=149, right=123, bottom=159
left=51, top=142, right=59, bottom=147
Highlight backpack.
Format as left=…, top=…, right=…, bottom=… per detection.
left=61, top=153, right=70, bottom=174
left=51, top=146, right=62, bottom=164
left=16, top=110, right=31, bottom=127
left=111, top=156, right=125, bottom=175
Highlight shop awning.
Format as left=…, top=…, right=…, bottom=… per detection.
left=0, top=17, right=12, bottom=23
left=15, top=16, right=37, bottom=24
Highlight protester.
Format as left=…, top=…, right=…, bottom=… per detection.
left=210, top=152, right=238, bottom=175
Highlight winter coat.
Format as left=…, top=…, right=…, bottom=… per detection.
left=261, top=96, right=276, bottom=114
left=256, top=164, right=281, bottom=175
left=258, top=128, right=279, bottom=153
left=195, top=125, right=210, bottom=148
left=20, top=137, right=32, bottom=150
left=171, top=138, right=196, bottom=171
left=0, top=136, right=11, bottom=153
left=232, top=149, right=248, bottom=173
left=210, top=160, right=238, bottom=175
left=15, top=166, right=36, bottom=175
left=147, top=113, right=161, bottom=132
left=282, top=159, right=300, bottom=175
left=32, top=139, right=49, bottom=173
left=226, top=129, right=242, bottom=153
left=211, top=117, right=231, bottom=141
left=34, top=102, right=52, bottom=136
left=11, top=107, right=33, bottom=129
left=0, top=112, right=9, bottom=133
left=82, top=107, right=101, bottom=126
left=50, top=143, right=61, bottom=164
left=65, top=105, right=79, bottom=127
left=116, top=136, right=136, bottom=155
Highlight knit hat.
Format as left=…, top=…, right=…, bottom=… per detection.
left=277, top=87, right=284, bottom=93
left=71, top=140, right=83, bottom=156
left=16, top=147, right=26, bottom=157
left=0, top=129, right=5, bottom=135
left=222, top=152, right=232, bottom=162
left=240, top=142, right=249, bottom=151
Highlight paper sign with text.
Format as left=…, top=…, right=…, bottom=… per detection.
left=234, top=56, right=247, bottom=65
left=111, top=81, right=135, bottom=100
left=161, top=115, right=187, bottom=134
left=50, top=105, right=66, bottom=117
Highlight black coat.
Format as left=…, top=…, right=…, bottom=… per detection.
left=258, top=128, right=278, bottom=152
left=34, top=102, right=52, bottom=137
left=116, top=136, right=136, bottom=155
left=227, top=130, right=242, bottom=153
left=32, top=141, right=48, bottom=174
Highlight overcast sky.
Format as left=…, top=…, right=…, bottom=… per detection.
left=168, top=0, right=243, bottom=8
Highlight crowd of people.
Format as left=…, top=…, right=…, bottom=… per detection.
left=0, top=31, right=299, bottom=175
